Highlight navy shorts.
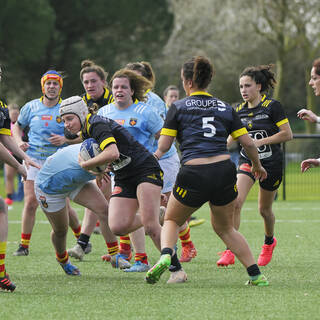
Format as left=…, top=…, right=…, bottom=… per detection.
left=172, top=159, right=238, bottom=207
left=112, top=156, right=163, bottom=199
left=237, top=157, right=282, bottom=191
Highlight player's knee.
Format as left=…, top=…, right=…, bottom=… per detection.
left=109, top=222, right=127, bottom=236
left=144, top=223, right=160, bottom=238
left=259, top=206, right=272, bottom=218
left=0, top=197, right=7, bottom=213
left=24, top=197, right=39, bottom=212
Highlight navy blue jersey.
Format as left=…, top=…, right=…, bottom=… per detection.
left=0, top=99, right=11, bottom=136
left=81, top=113, right=151, bottom=178
left=81, top=88, right=113, bottom=109
left=236, top=95, right=289, bottom=165
left=161, top=92, right=247, bottom=164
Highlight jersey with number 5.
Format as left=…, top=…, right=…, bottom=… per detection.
left=160, top=92, right=247, bottom=164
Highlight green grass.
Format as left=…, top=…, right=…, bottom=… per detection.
left=245, top=162, right=320, bottom=201
left=1, top=200, right=319, bottom=319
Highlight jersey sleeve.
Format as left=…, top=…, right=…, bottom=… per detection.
left=230, top=108, right=248, bottom=139
left=160, top=104, right=178, bottom=137
left=270, top=100, right=289, bottom=127
left=89, top=121, right=116, bottom=150
left=146, top=108, right=163, bottom=135
left=0, top=100, right=11, bottom=135
left=17, top=103, right=31, bottom=130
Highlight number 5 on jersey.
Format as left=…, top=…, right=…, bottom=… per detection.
left=202, top=117, right=216, bottom=137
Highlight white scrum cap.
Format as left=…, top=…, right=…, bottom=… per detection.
left=59, top=96, right=88, bottom=127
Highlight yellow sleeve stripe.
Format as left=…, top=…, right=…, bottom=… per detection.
left=276, top=118, right=288, bottom=127
left=160, top=128, right=177, bottom=137
left=0, top=128, right=12, bottom=136
left=231, top=127, right=248, bottom=139
left=100, top=137, right=116, bottom=150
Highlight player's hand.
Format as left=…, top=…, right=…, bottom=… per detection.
left=49, top=133, right=66, bottom=146
left=24, top=155, right=41, bottom=170
left=251, top=164, right=267, bottom=181
left=253, top=139, right=263, bottom=148
left=19, top=141, right=29, bottom=152
left=301, top=159, right=320, bottom=172
left=297, top=108, right=317, bottom=123
left=96, top=172, right=111, bottom=188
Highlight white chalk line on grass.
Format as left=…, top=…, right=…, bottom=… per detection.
left=243, top=207, right=319, bottom=211
left=8, top=219, right=320, bottom=224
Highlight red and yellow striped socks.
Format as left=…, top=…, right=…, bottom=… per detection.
left=107, top=241, right=119, bottom=256
left=56, top=251, right=69, bottom=264
left=134, top=253, right=148, bottom=265
left=119, top=235, right=131, bottom=252
left=72, top=225, right=81, bottom=239
left=179, top=225, right=192, bottom=247
left=0, top=241, right=7, bottom=277
left=21, top=233, right=31, bottom=249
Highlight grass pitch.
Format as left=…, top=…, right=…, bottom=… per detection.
left=1, top=200, right=319, bottom=320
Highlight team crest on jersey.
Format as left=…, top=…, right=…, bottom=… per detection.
left=39, top=196, right=48, bottom=209
left=247, top=120, right=253, bottom=129
left=56, top=116, right=62, bottom=123
left=129, top=118, right=138, bottom=126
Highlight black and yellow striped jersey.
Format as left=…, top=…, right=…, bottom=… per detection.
left=81, top=88, right=113, bottom=109
left=236, top=95, right=288, bottom=164
left=0, top=99, right=11, bottom=135
left=161, top=92, right=247, bottom=164
left=81, top=113, right=151, bottom=178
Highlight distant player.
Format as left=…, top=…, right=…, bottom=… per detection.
left=217, top=64, right=293, bottom=267
left=12, top=70, right=82, bottom=257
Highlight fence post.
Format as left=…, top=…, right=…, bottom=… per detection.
left=282, top=142, right=286, bottom=200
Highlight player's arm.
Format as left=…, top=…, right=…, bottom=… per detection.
left=297, top=108, right=318, bottom=123
left=12, top=122, right=29, bottom=151
left=231, top=109, right=266, bottom=181
left=0, top=134, right=40, bottom=170
left=254, top=122, right=293, bottom=148
left=301, top=158, right=320, bottom=172
left=79, top=122, right=119, bottom=170
left=79, top=143, right=119, bottom=170
left=238, top=133, right=267, bottom=181
left=154, top=135, right=175, bottom=160
left=0, top=141, right=27, bottom=179
left=154, top=104, right=177, bottom=160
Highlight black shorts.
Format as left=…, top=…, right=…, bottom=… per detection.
left=237, top=157, right=282, bottom=191
left=112, top=157, right=163, bottom=199
left=172, top=159, right=238, bottom=207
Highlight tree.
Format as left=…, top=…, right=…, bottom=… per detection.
left=0, top=0, right=174, bottom=104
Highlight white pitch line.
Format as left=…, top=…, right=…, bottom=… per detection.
left=242, top=220, right=320, bottom=223
left=8, top=219, right=320, bottom=224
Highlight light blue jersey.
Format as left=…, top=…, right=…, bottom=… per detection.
left=18, top=98, right=66, bottom=160
left=145, top=91, right=177, bottom=159
left=36, top=144, right=95, bottom=195
left=97, top=101, right=163, bottom=151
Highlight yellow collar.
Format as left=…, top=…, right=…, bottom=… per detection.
left=190, top=91, right=212, bottom=97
